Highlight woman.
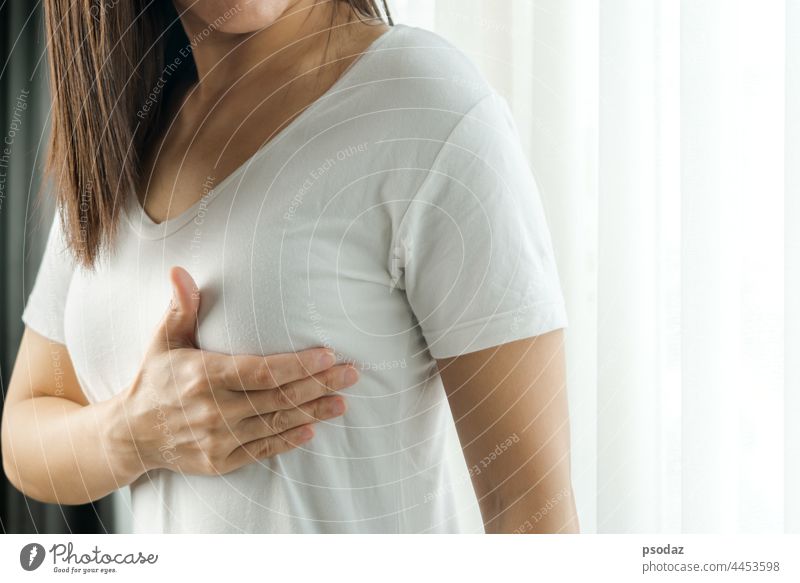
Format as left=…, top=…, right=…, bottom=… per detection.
left=2, top=0, right=579, bottom=533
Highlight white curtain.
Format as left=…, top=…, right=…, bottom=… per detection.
left=393, top=0, right=798, bottom=533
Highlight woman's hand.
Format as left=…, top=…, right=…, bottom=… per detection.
left=109, top=266, right=358, bottom=477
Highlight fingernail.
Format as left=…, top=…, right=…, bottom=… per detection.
left=342, top=367, right=359, bottom=385
left=318, top=350, right=336, bottom=368
left=330, top=399, right=346, bottom=416
left=299, top=426, right=314, bottom=440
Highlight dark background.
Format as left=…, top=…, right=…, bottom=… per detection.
left=1, top=0, right=114, bottom=534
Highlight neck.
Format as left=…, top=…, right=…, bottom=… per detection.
left=177, top=0, right=339, bottom=104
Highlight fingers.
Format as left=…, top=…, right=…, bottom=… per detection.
left=217, top=348, right=338, bottom=390
left=233, top=364, right=359, bottom=418
left=234, top=395, right=347, bottom=443
left=225, top=424, right=315, bottom=470
left=155, top=266, right=200, bottom=350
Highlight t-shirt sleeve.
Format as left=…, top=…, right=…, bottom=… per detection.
left=394, top=92, right=568, bottom=359
left=21, top=212, right=76, bottom=345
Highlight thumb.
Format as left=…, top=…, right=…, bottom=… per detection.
left=157, top=266, right=200, bottom=350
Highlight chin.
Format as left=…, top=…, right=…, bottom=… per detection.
left=172, top=0, right=301, bottom=35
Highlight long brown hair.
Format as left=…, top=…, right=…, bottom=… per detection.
left=43, top=0, right=392, bottom=267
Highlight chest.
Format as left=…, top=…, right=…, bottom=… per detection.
left=139, top=81, right=338, bottom=221
left=63, top=171, right=414, bottom=402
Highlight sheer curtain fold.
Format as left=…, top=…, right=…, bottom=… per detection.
left=598, top=0, right=661, bottom=534
left=395, top=0, right=795, bottom=533
left=786, top=0, right=800, bottom=535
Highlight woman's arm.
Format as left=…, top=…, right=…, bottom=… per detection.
left=1, top=327, right=141, bottom=504
left=1, top=267, right=358, bottom=505
left=437, top=329, right=579, bottom=534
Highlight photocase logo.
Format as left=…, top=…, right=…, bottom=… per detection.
left=20, top=543, right=46, bottom=571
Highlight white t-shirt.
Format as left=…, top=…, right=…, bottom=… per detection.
left=22, top=24, right=567, bottom=533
